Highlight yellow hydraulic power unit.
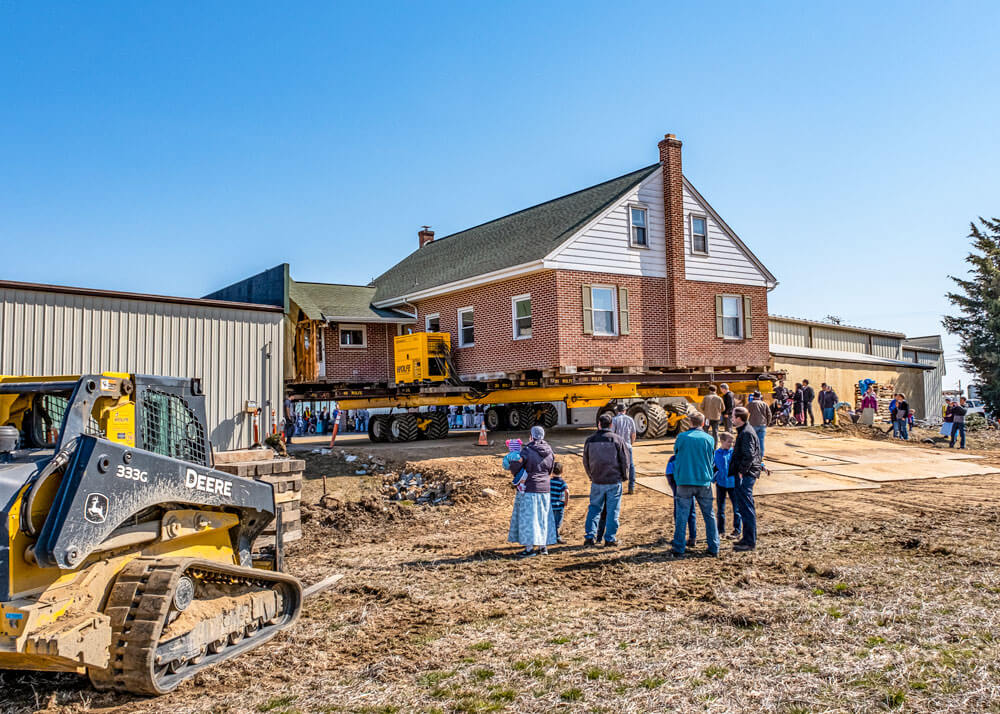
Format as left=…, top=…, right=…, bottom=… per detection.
left=0, top=373, right=302, bottom=695
left=394, top=332, right=451, bottom=384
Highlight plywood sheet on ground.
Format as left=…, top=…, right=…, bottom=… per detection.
left=813, top=459, right=1000, bottom=482
left=765, top=452, right=854, bottom=468
left=636, top=470, right=878, bottom=497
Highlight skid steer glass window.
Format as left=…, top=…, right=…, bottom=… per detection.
left=32, top=394, right=68, bottom=447
left=141, top=390, right=208, bottom=465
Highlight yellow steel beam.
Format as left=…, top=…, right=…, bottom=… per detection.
left=335, top=378, right=776, bottom=411
left=336, top=383, right=644, bottom=410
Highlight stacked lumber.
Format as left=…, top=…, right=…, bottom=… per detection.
left=214, top=448, right=305, bottom=546
left=854, top=382, right=897, bottom=421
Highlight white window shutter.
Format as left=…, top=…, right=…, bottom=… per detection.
left=582, top=284, right=593, bottom=335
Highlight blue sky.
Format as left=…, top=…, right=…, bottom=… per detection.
left=2, top=1, right=997, bottom=389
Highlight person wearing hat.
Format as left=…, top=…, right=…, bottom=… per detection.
left=506, top=425, right=557, bottom=557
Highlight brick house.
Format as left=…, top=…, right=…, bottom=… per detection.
left=371, top=133, right=777, bottom=380
left=211, top=133, right=777, bottom=385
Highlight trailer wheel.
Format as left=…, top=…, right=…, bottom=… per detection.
left=425, top=411, right=449, bottom=440
left=596, top=403, right=617, bottom=428
left=368, top=414, right=391, bottom=443
left=507, top=405, right=533, bottom=431
left=484, top=406, right=505, bottom=431
left=538, top=403, right=558, bottom=428
left=389, top=413, right=418, bottom=442
left=640, top=402, right=670, bottom=439
left=663, top=402, right=691, bottom=436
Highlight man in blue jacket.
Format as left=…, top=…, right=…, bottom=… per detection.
left=670, top=412, right=719, bottom=557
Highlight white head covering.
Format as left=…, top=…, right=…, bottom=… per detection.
left=530, top=425, right=545, bottom=441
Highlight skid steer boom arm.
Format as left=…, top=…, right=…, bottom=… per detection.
left=34, top=434, right=275, bottom=570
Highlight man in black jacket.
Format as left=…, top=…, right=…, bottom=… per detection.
left=583, top=414, right=631, bottom=546
left=728, top=406, right=762, bottom=551
left=802, top=379, right=816, bottom=426
left=720, top=383, right=735, bottom=431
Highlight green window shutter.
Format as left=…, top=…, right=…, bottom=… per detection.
left=582, top=284, right=593, bottom=335
left=618, top=286, right=630, bottom=335
left=715, top=295, right=724, bottom=338
left=743, top=295, right=753, bottom=339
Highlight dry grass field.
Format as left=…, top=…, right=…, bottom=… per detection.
left=5, top=427, right=1000, bottom=714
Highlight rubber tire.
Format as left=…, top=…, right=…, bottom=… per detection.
left=596, top=402, right=617, bottom=428
left=507, top=404, right=534, bottom=431
left=389, top=413, right=418, bottom=442
left=538, top=403, right=558, bottom=428
left=368, top=414, right=391, bottom=443
left=673, top=416, right=693, bottom=434
left=628, top=403, right=650, bottom=438
left=643, top=402, right=671, bottom=439
left=425, top=411, right=449, bottom=440
left=484, top=406, right=505, bottom=432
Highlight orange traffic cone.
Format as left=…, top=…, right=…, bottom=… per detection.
left=477, top=423, right=489, bottom=446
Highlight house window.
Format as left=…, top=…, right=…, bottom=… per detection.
left=591, top=286, right=617, bottom=336
left=691, top=215, right=708, bottom=254
left=425, top=313, right=440, bottom=332
left=458, top=307, right=474, bottom=347
left=339, top=324, right=367, bottom=348
left=720, top=296, right=743, bottom=339
left=512, top=294, right=532, bottom=339
left=629, top=206, right=648, bottom=247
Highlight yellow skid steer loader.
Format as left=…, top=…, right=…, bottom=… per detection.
left=0, top=373, right=301, bottom=695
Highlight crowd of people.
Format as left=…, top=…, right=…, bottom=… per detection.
left=281, top=400, right=372, bottom=442
left=504, top=402, right=765, bottom=558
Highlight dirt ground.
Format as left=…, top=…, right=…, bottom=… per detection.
left=4, top=427, right=1000, bottom=714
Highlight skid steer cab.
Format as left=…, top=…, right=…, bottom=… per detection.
left=0, top=373, right=301, bottom=695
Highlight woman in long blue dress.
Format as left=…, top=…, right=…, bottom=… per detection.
left=507, top=426, right=557, bottom=557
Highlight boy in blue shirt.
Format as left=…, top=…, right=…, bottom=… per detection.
left=549, top=461, right=568, bottom=544
left=713, top=432, right=741, bottom=539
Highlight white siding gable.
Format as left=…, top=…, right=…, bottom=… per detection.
left=543, top=169, right=775, bottom=288
left=683, top=181, right=770, bottom=287
left=544, top=170, right=666, bottom=277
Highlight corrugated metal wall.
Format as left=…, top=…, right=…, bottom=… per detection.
left=812, top=326, right=868, bottom=353
left=768, top=320, right=811, bottom=347
left=770, top=319, right=904, bottom=359
left=872, top=335, right=901, bottom=360
left=0, top=287, right=283, bottom=451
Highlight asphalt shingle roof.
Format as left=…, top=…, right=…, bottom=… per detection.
left=372, top=163, right=660, bottom=303
left=290, top=281, right=411, bottom=321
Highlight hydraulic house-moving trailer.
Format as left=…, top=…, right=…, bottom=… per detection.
left=287, top=333, right=776, bottom=443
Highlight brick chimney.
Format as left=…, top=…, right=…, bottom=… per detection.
left=418, top=225, right=435, bottom=248
left=658, top=133, right=684, bottom=366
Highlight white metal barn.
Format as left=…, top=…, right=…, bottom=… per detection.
left=0, top=280, right=284, bottom=450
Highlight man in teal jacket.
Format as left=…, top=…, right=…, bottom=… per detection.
left=670, top=412, right=720, bottom=556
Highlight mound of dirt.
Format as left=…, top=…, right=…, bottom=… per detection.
left=300, top=495, right=414, bottom=535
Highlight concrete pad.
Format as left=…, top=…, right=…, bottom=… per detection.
left=636, top=470, right=879, bottom=497
left=813, top=459, right=1000, bottom=482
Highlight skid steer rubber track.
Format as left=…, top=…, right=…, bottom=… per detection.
left=88, top=557, right=301, bottom=696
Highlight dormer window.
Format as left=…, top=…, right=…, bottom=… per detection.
left=629, top=206, right=648, bottom=248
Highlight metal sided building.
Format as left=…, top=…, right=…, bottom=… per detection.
left=768, top=315, right=944, bottom=419
left=0, top=280, right=284, bottom=451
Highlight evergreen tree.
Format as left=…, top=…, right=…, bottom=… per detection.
left=944, top=217, right=1000, bottom=414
